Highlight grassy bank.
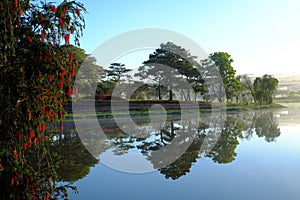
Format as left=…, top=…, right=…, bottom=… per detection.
left=225, top=102, right=286, bottom=110
left=275, top=97, right=300, bottom=103
left=66, top=101, right=286, bottom=121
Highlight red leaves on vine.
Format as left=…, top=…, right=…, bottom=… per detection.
left=11, top=177, right=15, bottom=185
left=44, top=107, right=49, bottom=117
left=58, top=101, right=62, bottom=107
left=25, top=177, right=30, bottom=187
left=37, top=123, right=46, bottom=132
left=28, top=139, right=32, bottom=147
left=69, top=52, right=73, bottom=63
left=64, top=34, right=70, bottom=44
left=29, top=130, right=35, bottom=139
left=58, top=111, right=63, bottom=119
left=62, top=7, right=67, bottom=18
left=59, top=80, right=64, bottom=90
left=28, top=111, right=32, bottom=120
left=16, top=132, right=22, bottom=141
left=75, top=87, right=79, bottom=96
left=43, top=51, right=51, bottom=61
left=27, top=36, right=32, bottom=43
left=51, top=111, right=55, bottom=119
left=12, top=151, right=19, bottom=157
left=13, top=0, right=18, bottom=9
left=18, top=8, right=22, bottom=17
left=34, top=137, right=39, bottom=145
left=50, top=5, right=57, bottom=13
left=75, top=8, right=80, bottom=16
left=31, top=186, right=35, bottom=195
left=59, top=18, right=63, bottom=26
left=67, top=86, right=72, bottom=96
left=60, top=123, right=64, bottom=134
left=0, top=1, right=86, bottom=198
left=40, top=135, right=45, bottom=142
left=60, top=67, right=66, bottom=78
left=41, top=30, right=45, bottom=42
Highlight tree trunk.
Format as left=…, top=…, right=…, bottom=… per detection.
left=169, top=80, right=173, bottom=100
left=170, top=121, right=174, bottom=137
left=158, top=82, right=161, bottom=100
left=181, top=88, right=183, bottom=100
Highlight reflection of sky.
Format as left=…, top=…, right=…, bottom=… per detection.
left=99, top=149, right=154, bottom=173
left=70, top=118, right=300, bottom=200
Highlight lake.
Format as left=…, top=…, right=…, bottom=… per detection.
left=58, top=105, right=300, bottom=200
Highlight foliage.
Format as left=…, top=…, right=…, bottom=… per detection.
left=253, top=74, right=279, bottom=105
left=208, top=52, right=240, bottom=102
left=240, top=74, right=256, bottom=103
left=95, top=63, right=131, bottom=97
left=135, top=62, right=169, bottom=100
left=129, top=82, right=168, bottom=100
left=77, top=55, right=104, bottom=96
left=106, top=63, right=132, bottom=83
left=0, top=0, right=86, bottom=199
left=96, top=80, right=116, bottom=96
left=135, top=42, right=205, bottom=101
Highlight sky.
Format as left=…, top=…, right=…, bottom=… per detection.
left=75, top=0, right=300, bottom=76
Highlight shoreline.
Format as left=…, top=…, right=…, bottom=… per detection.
left=64, top=100, right=286, bottom=116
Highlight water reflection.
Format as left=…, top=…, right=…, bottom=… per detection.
left=49, top=128, right=99, bottom=182
left=57, top=110, right=282, bottom=181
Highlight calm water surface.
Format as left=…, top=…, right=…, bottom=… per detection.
left=63, top=107, right=300, bottom=200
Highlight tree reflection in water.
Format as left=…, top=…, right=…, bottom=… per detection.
left=5, top=110, right=282, bottom=198
left=49, top=124, right=99, bottom=183
left=97, top=111, right=281, bottom=180
left=0, top=121, right=99, bottom=199
left=47, top=110, right=281, bottom=184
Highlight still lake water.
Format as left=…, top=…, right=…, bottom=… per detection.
left=63, top=105, right=300, bottom=200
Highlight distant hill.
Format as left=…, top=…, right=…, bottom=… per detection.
left=275, top=73, right=300, bottom=91
left=272, top=74, right=300, bottom=103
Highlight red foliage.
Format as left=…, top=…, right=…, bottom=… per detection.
left=50, top=5, right=57, bottom=12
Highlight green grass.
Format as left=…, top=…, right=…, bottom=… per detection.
left=65, top=101, right=286, bottom=121
left=225, top=102, right=286, bottom=110
left=274, top=97, right=300, bottom=103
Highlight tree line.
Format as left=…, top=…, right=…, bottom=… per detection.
left=77, top=42, right=278, bottom=105
left=75, top=42, right=279, bottom=105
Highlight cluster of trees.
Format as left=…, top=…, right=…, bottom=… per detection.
left=81, top=42, right=279, bottom=105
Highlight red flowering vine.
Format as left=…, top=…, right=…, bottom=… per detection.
left=0, top=0, right=86, bottom=199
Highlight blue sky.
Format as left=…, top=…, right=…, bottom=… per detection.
left=76, top=0, right=300, bottom=75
